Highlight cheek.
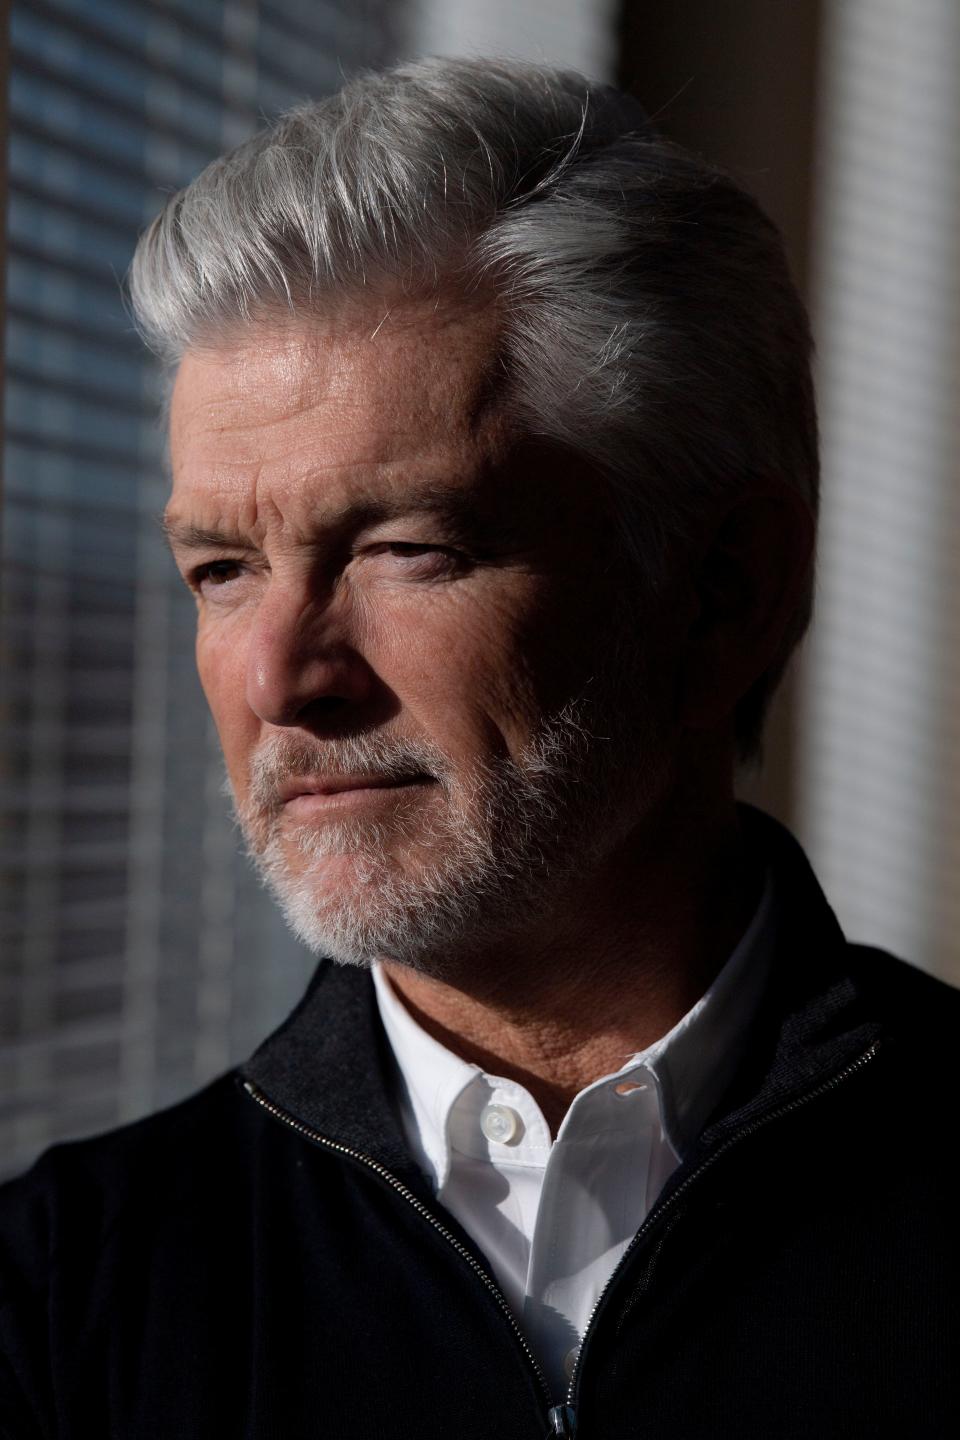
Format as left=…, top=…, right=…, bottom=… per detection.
left=196, top=626, right=256, bottom=776
left=364, top=586, right=554, bottom=753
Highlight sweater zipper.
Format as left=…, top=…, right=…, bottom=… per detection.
left=241, top=1079, right=554, bottom=1419
left=561, top=1039, right=882, bottom=1426
left=246, top=1040, right=879, bottom=1440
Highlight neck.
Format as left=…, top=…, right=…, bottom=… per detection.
left=382, top=792, right=759, bottom=1135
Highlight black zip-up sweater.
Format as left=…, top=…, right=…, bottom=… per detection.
left=1, top=812, right=959, bottom=1439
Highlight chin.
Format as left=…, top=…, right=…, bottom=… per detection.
left=258, top=867, right=452, bottom=973
left=248, top=829, right=443, bottom=968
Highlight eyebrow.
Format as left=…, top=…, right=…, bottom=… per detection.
left=160, top=485, right=504, bottom=553
left=160, top=519, right=252, bottom=551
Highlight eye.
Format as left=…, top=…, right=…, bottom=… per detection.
left=371, top=542, right=465, bottom=570
left=192, top=559, right=245, bottom=590
left=383, top=543, right=445, bottom=557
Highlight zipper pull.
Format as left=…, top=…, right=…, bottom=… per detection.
left=546, top=1404, right=577, bottom=1436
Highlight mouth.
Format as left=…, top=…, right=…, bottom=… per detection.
left=278, top=773, right=435, bottom=816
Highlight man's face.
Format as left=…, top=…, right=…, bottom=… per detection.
left=166, top=303, right=676, bottom=974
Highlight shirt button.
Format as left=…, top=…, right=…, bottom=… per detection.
left=480, top=1103, right=522, bottom=1145
left=564, top=1346, right=580, bottom=1379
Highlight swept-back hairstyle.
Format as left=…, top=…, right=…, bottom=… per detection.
left=129, top=55, right=818, bottom=758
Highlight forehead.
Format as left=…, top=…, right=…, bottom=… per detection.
left=167, top=303, right=511, bottom=527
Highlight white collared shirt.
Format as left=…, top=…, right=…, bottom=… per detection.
left=372, top=874, right=775, bottom=1399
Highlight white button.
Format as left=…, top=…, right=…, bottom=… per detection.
left=480, top=1104, right=522, bottom=1145
left=564, top=1346, right=580, bottom=1379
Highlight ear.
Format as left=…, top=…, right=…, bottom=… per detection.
left=676, top=484, right=815, bottom=733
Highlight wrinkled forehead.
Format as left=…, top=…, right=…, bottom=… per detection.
left=164, top=301, right=617, bottom=557
left=163, top=295, right=627, bottom=562
left=164, top=302, right=524, bottom=546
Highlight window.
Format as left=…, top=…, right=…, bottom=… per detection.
left=1, top=0, right=404, bottom=1179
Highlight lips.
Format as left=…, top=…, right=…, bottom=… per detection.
left=277, top=774, right=429, bottom=804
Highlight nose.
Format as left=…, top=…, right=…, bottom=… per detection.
left=245, top=582, right=375, bottom=727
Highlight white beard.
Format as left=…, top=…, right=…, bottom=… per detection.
left=229, top=674, right=667, bottom=978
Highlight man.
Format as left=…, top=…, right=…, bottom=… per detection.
left=1, top=56, right=957, bottom=1440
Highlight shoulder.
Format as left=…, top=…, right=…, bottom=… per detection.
left=0, top=1074, right=257, bottom=1430
left=841, top=943, right=960, bottom=1109
left=0, top=1073, right=252, bottom=1288
left=745, top=803, right=960, bottom=1048
left=2, top=1069, right=244, bottom=1184
left=844, top=942, right=960, bottom=1030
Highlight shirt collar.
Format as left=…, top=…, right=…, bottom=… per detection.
left=373, top=863, right=777, bottom=1184
left=639, top=865, right=777, bottom=1157
left=372, top=961, right=479, bottom=1189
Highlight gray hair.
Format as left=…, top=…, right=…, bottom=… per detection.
left=129, top=55, right=818, bottom=759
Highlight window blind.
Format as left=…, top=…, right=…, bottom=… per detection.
left=797, top=0, right=960, bottom=983
left=1, top=0, right=405, bottom=1180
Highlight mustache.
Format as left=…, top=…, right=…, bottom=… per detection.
left=239, top=732, right=453, bottom=814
